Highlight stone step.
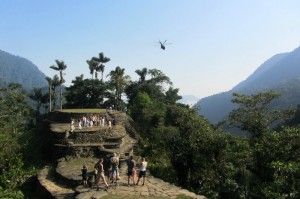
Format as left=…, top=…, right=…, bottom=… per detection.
left=37, top=166, right=76, bottom=199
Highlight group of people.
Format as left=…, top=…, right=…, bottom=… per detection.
left=70, top=114, right=116, bottom=132
left=81, top=153, right=148, bottom=191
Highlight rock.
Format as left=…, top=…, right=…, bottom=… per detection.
left=75, top=191, right=95, bottom=199
left=75, top=185, right=92, bottom=193
left=91, top=191, right=108, bottom=199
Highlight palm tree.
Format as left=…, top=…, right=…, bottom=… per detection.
left=50, top=60, right=67, bottom=110
left=51, top=75, right=60, bottom=110
left=108, top=66, right=130, bottom=110
left=86, top=59, right=98, bottom=79
left=92, top=52, right=110, bottom=82
left=135, top=68, right=148, bottom=83
left=95, top=63, right=105, bottom=80
left=45, top=77, right=52, bottom=112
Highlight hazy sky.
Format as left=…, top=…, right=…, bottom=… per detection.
left=1, top=0, right=300, bottom=98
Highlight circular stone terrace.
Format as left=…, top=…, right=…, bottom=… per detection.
left=49, top=109, right=127, bottom=137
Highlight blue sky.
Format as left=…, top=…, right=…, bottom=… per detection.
left=1, top=0, right=300, bottom=98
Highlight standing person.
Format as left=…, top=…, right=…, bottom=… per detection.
left=101, top=117, right=105, bottom=127
left=94, top=158, right=109, bottom=191
left=70, top=119, right=75, bottom=132
left=136, top=157, right=148, bottom=186
left=126, top=156, right=136, bottom=186
left=81, top=164, right=88, bottom=187
left=110, top=153, right=120, bottom=183
left=82, top=116, right=87, bottom=127
left=108, top=120, right=112, bottom=129
left=78, top=120, right=82, bottom=129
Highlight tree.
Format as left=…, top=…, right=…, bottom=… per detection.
left=92, top=52, right=110, bottom=82
left=45, top=77, right=52, bottom=112
left=0, top=84, right=33, bottom=197
left=126, top=68, right=172, bottom=105
left=228, top=91, right=291, bottom=139
left=135, top=68, right=148, bottom=83
left=50, top=60, right=67, bottom=110
left=107, top=66, right=131, bottom=111
left=29, top=88, right=48, bottom=119
left=65, top=75, right=108, bottom=108
left=46, top=75, right=60, bottom=111
left=86, top=59, right=98, bottom=79
left=165, top=87, right=182, bottom=104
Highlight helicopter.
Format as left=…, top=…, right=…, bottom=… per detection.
left=158, top=40, right=171, bottom=50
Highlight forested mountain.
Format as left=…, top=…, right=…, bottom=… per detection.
left=0, top=50, right=47, bottom=89
left=195, top=46, right=300, bottom=124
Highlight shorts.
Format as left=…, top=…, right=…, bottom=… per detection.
left=82, top=175, right=88, bottom=181
left=127, top=169, right=136, bottom=177
left=139, top=170, right=146, bottom=178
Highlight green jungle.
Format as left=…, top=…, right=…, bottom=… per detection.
left=0, top=53, right=299, bottom=199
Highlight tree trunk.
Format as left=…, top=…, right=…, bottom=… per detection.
left=49, top=86, right=52, bottom=112
left=53, top=90, right=56, bottom=110
left=60, top=84, right=62, bottom=110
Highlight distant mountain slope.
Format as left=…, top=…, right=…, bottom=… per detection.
left=195, top=46, right=300, bottom=124
left=0, top=50, right=47, bottom=89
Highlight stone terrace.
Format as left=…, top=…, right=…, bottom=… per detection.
left=37, top=157, right=206, bottom=199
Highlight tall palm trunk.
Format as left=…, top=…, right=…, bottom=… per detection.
left=53, top=89, right=56, bottom=110
left=60, top=84, right=62, bottom=110
left=49, top=85, right=52, bottom=112
left=59, top=71, right=63, bottom=110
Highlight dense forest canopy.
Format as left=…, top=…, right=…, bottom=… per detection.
left=0, top=52, right=299, bottom=199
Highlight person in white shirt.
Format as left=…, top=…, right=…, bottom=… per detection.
left=108, top=120, right=112, bottom=128
left=136, top=157, right=147, bottom=186
left=101, top=117, right=105, bottom=127
left=70, top=119, right=75, bottom=132
left=78, top=120, right=82, bottom=129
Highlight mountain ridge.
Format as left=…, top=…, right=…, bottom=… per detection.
left=195, top=45, right=300, bottom=124
left=0, top=49, right=47, bottom=89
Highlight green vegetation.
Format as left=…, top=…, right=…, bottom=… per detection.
left=0, top=52, right=299, bottom=198
left=0, top=84, right=41, bottom=198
